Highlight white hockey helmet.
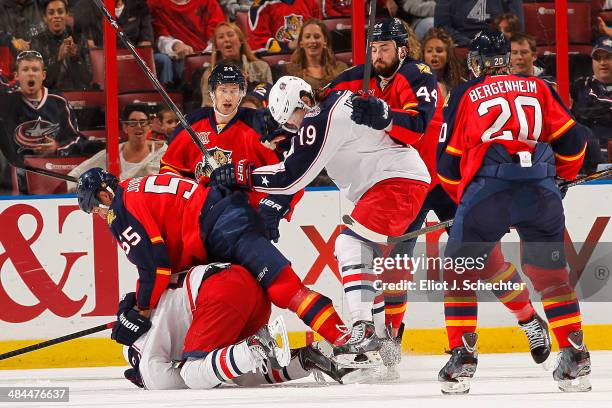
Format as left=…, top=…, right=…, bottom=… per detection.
left=268, top=76, right=313, bottom=125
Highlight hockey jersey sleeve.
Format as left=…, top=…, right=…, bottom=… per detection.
left=387, top=63, right=438, bottom=146
left=436, top=83, right=470, bottom=203
left=250, top=96, right=348, bottom=195
left=113, top=190, right=173, bottom=310
left=540, top=82, right=587, bottom=181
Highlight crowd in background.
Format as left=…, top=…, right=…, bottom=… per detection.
left=0, top=0, right=611, bottom=195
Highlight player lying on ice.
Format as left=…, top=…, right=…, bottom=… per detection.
left=436, top=30, right=591, bottom=394
left=75, top=169, right=360, bottom=388
left=208, top=76, right=431, bottom=368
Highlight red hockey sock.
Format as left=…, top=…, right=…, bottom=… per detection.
left=479, top=245, right=535, bottom=322
left=266, top=266, right=346, bottom=345
left=523, top=264, right=582, bottom=348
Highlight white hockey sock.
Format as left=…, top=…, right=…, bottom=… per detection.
left=371, top=291, right=387, bottom=338
left=336, top=234, right=376, bottom=324
left=180, top=341, right=261, bottom=389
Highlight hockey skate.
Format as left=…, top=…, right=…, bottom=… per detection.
left=553, top=331, right=591, bottom=392
left=295, top=342, right=356, bottom=384
left=362, top=323, right=405, bottom=382
left=246, top=316, right=291, bottom=372
left=332, top=320, right=383, bottom=368
left=438, top=333, right=478, bottom=395
left=519, top=313, right=551, bottom=365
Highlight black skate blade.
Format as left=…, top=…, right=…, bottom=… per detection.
left=332, top=351, right=382, bottom=368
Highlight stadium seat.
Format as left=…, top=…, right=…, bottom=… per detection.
left=235, top=11, right=249, bottom=37
left=335, top=51, right=352, bottom=65
left=184, top=53, right=212, bottom=85
left=0, top=45, right=12, bottom=78
left=80, top=129, right=106, bottom=140
left=16, top=156, right=88, bottom=195
left=524, top=3, right=592, bottom=45
left=90, top=47, right=157, bottom=92
left=260, top=53, right=293, bottom=68
left=118, top=91, right=184, bottom=114
left=323, top=17, right=353, bottom=32
left=62, top=91, right=105, bottom=130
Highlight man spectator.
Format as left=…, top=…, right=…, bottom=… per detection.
left=434, top=0, right=524, bottom=47
left=0, top=0, right=47, bottom=51
left=571, top=36, right=612, bottom=169
left=492, top=11, right=521, bottom=40
left=510, top=32, right=555, bottom=85
left=401, top=0, right=436, bottom=40
left=30, top=0, right=92, bottom=91
left=247, top=0, right=322, bottom=53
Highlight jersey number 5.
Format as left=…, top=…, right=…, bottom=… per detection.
left=144, top=175, right=197, bottom=199
left=479, top=96, right=542, bottom=142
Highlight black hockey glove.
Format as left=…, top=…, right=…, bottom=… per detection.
left=209, top=159, right=254, bottom=190
left=259, top=194, right=292, bottom=243
left=111, top=292, right=152, bottom=346
left=555, top=176, right=569, bottom=199
left=351, top=94, right=392, bottom=130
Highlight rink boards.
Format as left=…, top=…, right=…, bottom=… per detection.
left=1, top=183, right=611, bottom=369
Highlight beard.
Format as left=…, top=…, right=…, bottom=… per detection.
left=373, top=58, right=400, bottom=78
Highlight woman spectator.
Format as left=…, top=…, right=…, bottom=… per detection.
left=492, top=12, right=522, bottom=40
left=200, top=22, right=272, bottom=106
left=421, top=27, right=464, bottom=98
left=282, top=18, right=348, bottom=90
left=67, top=106, right=166, bottom=191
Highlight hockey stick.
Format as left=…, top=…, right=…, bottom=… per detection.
left=0, top=322, right=114, bottom=361
left=362, top=0, right=377, bottom=93
left=0, top=120, right=77, bottom=182
left=343, top=167, right=612, bottom=244
left=91, top=0, right=218, bottom=170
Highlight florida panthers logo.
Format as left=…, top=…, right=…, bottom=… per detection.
left=195, top=147, right=233, bottom=180
left=14, top=118, right=60, bottom=152
left=275, top=14, right=303, bottom=43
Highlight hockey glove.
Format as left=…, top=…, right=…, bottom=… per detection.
left=111, top=292, right=152, bottom=346
left=555, top=176, right=569, bottom=199
left=209, top=159, right=254, bottom=190
left=259, top=194, right=292, bottom=243
left=351, top=94, right=392, bottom=130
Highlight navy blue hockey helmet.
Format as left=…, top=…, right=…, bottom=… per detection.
left=208, top=62, right=247, bottom=93
left=76, top=167, right=118, bottom=213
left=467, top=30, right=510, bottom=78
left=371, top=18, right=409, bottom=48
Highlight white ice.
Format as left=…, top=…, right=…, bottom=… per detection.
left=2, top=351, right=612, bottom=408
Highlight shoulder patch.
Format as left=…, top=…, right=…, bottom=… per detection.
left=304, top=106, right=321, bottom=118
left=415, top=63, right=432, bottom=75
left=107, top=209, right=116, bottom=226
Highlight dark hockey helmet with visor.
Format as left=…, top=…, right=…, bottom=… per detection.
left=467, top=30, right=510, bottom=78
left=76, top=167, right=118, bottom=213
left=208, top=62, right=247, bottom=93
left=371, top=18, right=409, bottom=48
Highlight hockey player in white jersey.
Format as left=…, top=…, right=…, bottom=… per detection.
left=116, top=263, right=354, bottom=390
left=209, top=76, right=430, bottom=366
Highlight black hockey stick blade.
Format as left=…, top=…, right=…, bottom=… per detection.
left=362, top=0, right=377, bottom=93
left=0, top=119, right=77, bottom=182
left=92, top=0, right=218, bottom=170
left=0, top=322, right=114, bottom=361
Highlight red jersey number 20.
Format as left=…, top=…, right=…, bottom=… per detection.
left=478, top=96, right=542, bottom=142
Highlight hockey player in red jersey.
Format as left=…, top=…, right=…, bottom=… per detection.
left=437, top=31, right=590, bottom=394
left=161, top=63, right=300, bottom=242
left=76, top=169, right=352, bottom=364
left=330, top=19, right=547, bottom=376
left=247, top=0, right=322, bottom=53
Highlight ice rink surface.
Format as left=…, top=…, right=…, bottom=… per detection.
left=2, top=351, right=611, bottom=408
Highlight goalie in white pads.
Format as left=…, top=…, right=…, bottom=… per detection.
left=209, top=76, right=431, bottom=367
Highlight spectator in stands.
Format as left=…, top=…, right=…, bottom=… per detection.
left=421, top=27, right=463, bottom=98
left=434, top=0, right=524, bottom=47
left=240, top=95, right=263, bottom=110
left=0, top=50, right=101, bottom=158
left=67, top=106, right=167, bottom=191
left=598, top=16, right=612, bottom=37
left=492, top=11, right=521, bottom=40
left=30, top=0, right=91, bottom=91
left=0, top=0, right=47, bottom=51
left=200, top=22, right=273, bottom=106
left=510, top=32, right=555, bottom=86
left=247, top=0, right=322, bottom=54
left=282, top=18, right=348, bottom=90
left=150, top=107, right=178, bottom=141
left=401, top=0, right=436, bottom=40
left=148, top=0, right=225, bottom=85
left=571, top=36, right=612, bottom=169
left=323, top=0, right=399, bottom=19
